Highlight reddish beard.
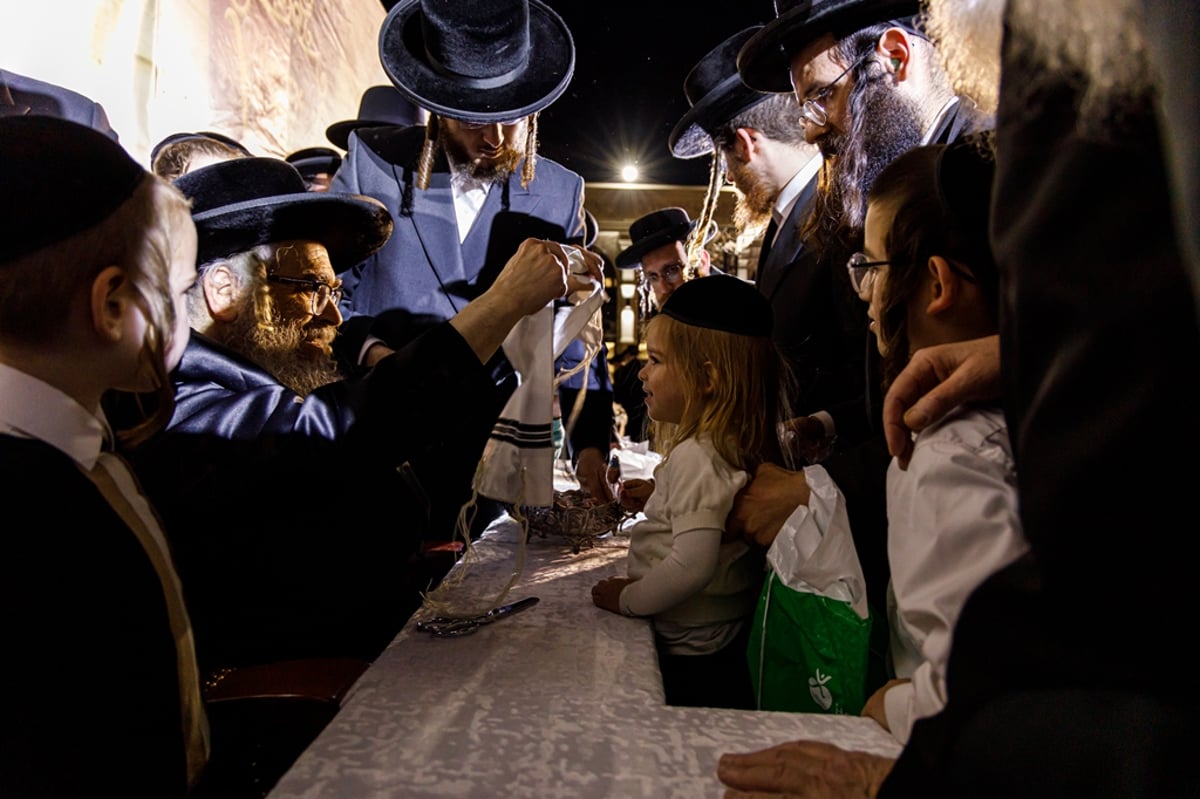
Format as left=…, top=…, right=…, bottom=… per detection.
left=440, top=130, right=523, bottom=184
left=221, top=302, right=342, bottom=396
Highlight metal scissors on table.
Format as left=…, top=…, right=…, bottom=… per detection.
left=414, top=596, right=540, bottom=638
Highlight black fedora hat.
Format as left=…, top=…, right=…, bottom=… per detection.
left=669, top=27, right=771, bottom=160
left=378, top=0, right=575, bottom=124
left=325, top=85, right=428, bottom=150
left=660, top=273, right=773, bottom=337
left=174, top=157, right=392, bottom=272
left=1, top=115, right=145, bottom=264
left=737, top=0, right=921, bottom=93
left=615, top=208, right=717, bottom=269
left=285, top=147, right=343, bottom=182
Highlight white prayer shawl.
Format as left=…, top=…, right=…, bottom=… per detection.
left=474, top=277, right=606, bottom=508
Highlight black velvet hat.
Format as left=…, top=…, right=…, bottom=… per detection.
left=378, top=0, right=575, bottom=123
left=737, top=0, right=921, bottom=93
left=660, top=273, right=773, bottom=337
left=616, top=208, right=716, bottom=269
left=285, top=147, right=343, bottom=182
left=669, top=27, right=771, bottom=159
left=325, top=85, right=428, bottom=150
left=174, top=157, right=392, bottom=272
left=1, top=115, right=145, bottom=264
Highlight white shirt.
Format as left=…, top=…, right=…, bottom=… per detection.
left=620, top=435, right=762, bottom=654
left=451, top=177, right=490, bottom=244
left=0, top=361, right=108, bottom=468
left=882, top=405, right=1027, bottom=743
left=770, top=151, right=822, bottom=243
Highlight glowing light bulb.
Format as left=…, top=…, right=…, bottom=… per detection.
left=621, top=164, right=639, bottom=182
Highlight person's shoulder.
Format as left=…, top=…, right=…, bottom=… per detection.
left=351, top=124, right=427, bottom=167
left=1, top=68, right=117, bottom=140
left=529, top=155, right=583, bottom=187
left=914, top=403, right=1011, bottom=460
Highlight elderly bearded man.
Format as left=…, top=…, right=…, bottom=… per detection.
left=123, top=156, right=602, bottom=676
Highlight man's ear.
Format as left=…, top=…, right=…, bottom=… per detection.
left=732, top=127, right=758, bottom=161
left=90, top=265, right=131, bottom=342
left=878, top=27, right=913, bottom=80
left=694, top=248, right=712, bottom=277
left=201, top=264, right=241, bottom=322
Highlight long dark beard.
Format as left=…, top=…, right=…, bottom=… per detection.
left=804, top=74, right=926, bottom=257
left=220, top=303, right=342, bottom=396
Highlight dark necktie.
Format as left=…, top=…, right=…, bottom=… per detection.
left=757, top=217, right=779, bottom=278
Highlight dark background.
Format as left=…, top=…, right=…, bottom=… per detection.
left=538, top=2, right=778, bottom=186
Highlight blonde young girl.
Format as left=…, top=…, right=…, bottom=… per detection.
left=591, top=274, right=789, bottom=709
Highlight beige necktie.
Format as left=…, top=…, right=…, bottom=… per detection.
left=84, top=452, right=210, bottom=787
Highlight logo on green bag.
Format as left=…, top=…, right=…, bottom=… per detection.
left=808, top=669, right=833, bottom=710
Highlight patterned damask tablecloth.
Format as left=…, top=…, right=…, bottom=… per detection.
left=268, top=516, right=902, bottom=798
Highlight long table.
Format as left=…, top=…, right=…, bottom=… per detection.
left=268, top=511, right=902, bottom=798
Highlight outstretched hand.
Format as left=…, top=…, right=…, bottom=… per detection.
left=883, top=334, right=1001, bottom=469
left=717, top=740, right=895, bottom=799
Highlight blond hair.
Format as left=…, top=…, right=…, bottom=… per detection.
left=646, top=314, right=790, bottom=472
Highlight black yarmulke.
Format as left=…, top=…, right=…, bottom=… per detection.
left=660, top=274, right=773, bottom=337
left=1, top=115, right=145, bottom=264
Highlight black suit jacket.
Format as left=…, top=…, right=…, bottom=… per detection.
left=1, top=436, right=188, bottom=797
left=127, top=323, right=508, bottom=672
left=757, top=174, right=873, bottom=446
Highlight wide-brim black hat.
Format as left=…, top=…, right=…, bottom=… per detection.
left=669, top=27, right=770, bottom=160
left=285, top=147, right=343, bottom=181
left=325, top=85, right=428, bottom=150
left=1, top=115, right=145, bottom=264
left=660, top=273, right=773, bottom=337
left=615, top=207, right=717, bottom=269
left=174, top=157, right=392, bottom=272
left=378, top=0, right=575, bottom=123
left=737, top=0, right=921, bottom=93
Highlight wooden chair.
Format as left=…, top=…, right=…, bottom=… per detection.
left=193, top=658, right=370, bottom=798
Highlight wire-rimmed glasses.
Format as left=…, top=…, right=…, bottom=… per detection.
left=641, top=262, right=685, bottom=289
left=846, top=252, right=890, bottom=294
left=266, top=273, right=344, bottom=316
left=797, top=51, right=872, bottom=128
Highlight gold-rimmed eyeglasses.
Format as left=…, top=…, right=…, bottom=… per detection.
left=266, top=273, right=343, bottom=316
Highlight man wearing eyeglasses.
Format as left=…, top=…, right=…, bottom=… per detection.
left=725, top=0, right=993, bottom=682
left=329, top=0, right=615, bottom=508
left=120, top=155, right=602, bottom=677
left=615, top=207, right=716, bottom=314
left=670, top=26, right=866, bottom=469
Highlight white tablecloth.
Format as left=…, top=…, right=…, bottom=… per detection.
left=268, top=515, right=901, bottom=798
